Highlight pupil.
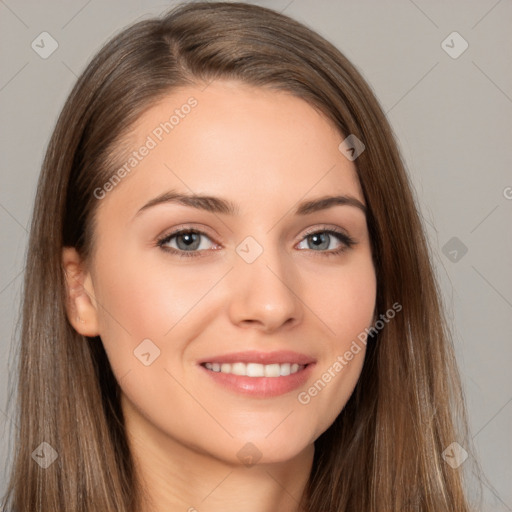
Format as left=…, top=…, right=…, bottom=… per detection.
left=178, top=232, right=200, bottom=250
left=310, top=233, right=329, bottom=250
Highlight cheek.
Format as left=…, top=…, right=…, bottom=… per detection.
left=91, top=245, right=225, bottom=380
left=93, top=249, right=203, bottom=338
left=306, top=256, right=377, bottom=342
left=90, top=248, right=174, bottom=372
left=297, top=258, right=376, bottom=435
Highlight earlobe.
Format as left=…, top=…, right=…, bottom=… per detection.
left=62, top=247, right=100, bottom=337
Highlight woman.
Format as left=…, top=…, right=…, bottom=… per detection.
left=2, top=2, right=478, bottom=510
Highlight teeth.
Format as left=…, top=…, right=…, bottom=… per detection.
left=204, top=362, right=305, bottom=377
left=264, top=364, right=280, bottom=377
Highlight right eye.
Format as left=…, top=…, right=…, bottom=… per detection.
left=156, top=228, right=219, bottom=258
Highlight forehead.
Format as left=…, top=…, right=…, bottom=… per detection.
left=99, top=80, right=363, bottom=218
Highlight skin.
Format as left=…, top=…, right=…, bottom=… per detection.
left=63, top=80, right=377, bottom=512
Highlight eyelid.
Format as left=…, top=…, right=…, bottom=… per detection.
left=156, top=223, right=221, bottom=244
left=299, top=224, right=353, bottom=241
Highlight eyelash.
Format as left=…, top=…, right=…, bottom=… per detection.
left=156, top=225, right=356, bottom=259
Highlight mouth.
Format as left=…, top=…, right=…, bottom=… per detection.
left=197, top=351, right=316, bottom=398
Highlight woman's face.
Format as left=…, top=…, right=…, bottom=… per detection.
left=66, top=80, right=376, bottom=465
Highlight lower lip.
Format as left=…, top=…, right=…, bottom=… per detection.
left=198, top=363, right=316, bottom=398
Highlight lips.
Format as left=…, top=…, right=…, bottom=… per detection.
left=197, top=350, right=316, bottom=398
left=198, top=350, right=316, bottom=366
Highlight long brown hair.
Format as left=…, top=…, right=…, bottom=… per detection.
left=2, top=2, right=479, bottom=510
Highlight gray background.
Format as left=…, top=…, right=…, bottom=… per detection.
left=1, top=0, right=511, bottom=509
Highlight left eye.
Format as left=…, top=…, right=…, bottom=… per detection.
left=296, top=230, right=353, bottom=252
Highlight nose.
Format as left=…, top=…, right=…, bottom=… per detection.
left=227, top=245, right=304, bottom=333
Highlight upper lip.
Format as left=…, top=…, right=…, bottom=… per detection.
left=198, top=350, right=316, bottom=366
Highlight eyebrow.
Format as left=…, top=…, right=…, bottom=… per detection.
left=134, top=190, right=367, bottom=218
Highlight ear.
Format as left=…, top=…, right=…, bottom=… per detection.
left=62, top=247, right=100, bottom=337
